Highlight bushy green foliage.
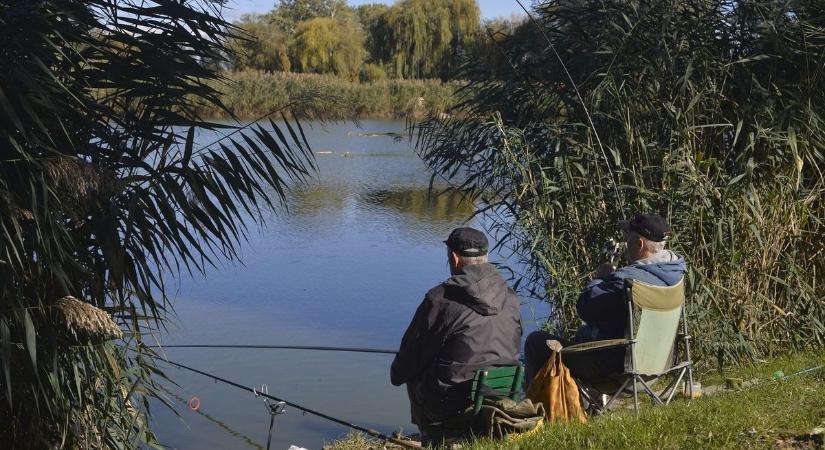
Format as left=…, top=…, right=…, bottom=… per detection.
left=466, top=16, right=530, bottom=80
left=229, top=14, right=291, bottom=72
left=0, top=1, right=320, bottom=447
left=387, top=0, right=480, bottom=79
left=356, top=3, right=393, bottom=64
left=415, top=0, right=825, bottom=365
left=360, top=63, right=388, bottom=82
left=231, top=0, right=484, bottom=81
left=292, top=17, right=365, bottom=80
left=270, top=0, right=350, bottom=32
left=201, top=70, right=458, bottom=119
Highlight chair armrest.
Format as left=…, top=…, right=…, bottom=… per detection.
left=560, top=339, right=632, bottom=354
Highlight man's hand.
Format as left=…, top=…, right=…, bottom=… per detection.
left=595, top=262, right=616, bottom=279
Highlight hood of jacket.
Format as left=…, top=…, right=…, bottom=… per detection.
left=627, top=250, right=686, bottom=285
left=442, top=263, right=509, bottom=316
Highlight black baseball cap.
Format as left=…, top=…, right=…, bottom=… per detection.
left=618, top=213, right=672, bottom=242
left=444, top=227, right=489, bottom=257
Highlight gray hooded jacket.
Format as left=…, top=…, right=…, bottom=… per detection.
left=391, top=263, right=522, bottom=427
left=576, top=250, right=687, bottom=341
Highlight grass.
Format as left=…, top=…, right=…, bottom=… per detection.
left=199, top=70, right=459, bottom=120
left=326, top=351, right=825, bottom=449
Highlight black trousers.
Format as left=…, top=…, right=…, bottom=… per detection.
left=524, top=330, right=625, bottom=390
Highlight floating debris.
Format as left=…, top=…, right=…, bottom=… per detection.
left=346, top=131, right=402, bottom=138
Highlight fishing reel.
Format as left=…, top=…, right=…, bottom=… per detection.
left=600, top=238, right=624, bottom=266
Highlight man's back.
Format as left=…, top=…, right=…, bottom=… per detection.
left=391, top=262, right=522, bottom=427
left=577, top=249, right=686, bottom=340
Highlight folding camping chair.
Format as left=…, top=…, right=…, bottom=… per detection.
left=470, top=365, right=524, bottom=414
left=560, top=278, right=694, bottom=414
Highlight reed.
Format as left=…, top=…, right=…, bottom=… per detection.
left=0, top=2, right=324, bottom=447
left=200, top=70, right=459, bottom=120
left=54, top=296, right=123, bottom=342
left=415, top=0, right=825, bottom=366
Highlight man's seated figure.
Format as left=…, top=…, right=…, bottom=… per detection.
left=391, top=227, right=522, bottom=446
left=525, top=213, right=687, bottom=386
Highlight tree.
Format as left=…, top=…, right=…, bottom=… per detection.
left=356, top=3, right=393, bottom=64
left=292, top=17, right=366, bottom=80
left=270, top=0, right=350, bottom=33
left=465, top=15, right=530, bottom=80
left=0, top=0, right=318, bottom=447
left=415, top=0, right=825, bottom=364
left=387, top=0, right=481, bottom=79
left=230, top=14, right=291, bottom=72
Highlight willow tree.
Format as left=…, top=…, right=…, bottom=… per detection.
left=356, top=3, right=393, bottom=64
left=387, top=0, right=480, bottom=79
left=270, top=0, right=351, bottom=33
left=229, top=14, right=292, bottom=72
left=0, top=1, right=321, bottom=447
left=415, top=0, right=825, bottom=365
left=292, top=17, right=366, bottom=80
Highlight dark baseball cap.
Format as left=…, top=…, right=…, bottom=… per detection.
left=618, top=213, right=672, bottom=242
left=444, top=227, right=489, bottom=257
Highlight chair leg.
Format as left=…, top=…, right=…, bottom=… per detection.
left=606, top=377, right=633, bottom=410
left=632, top=376, right=639, bottom=414
left=665, top=368, right=688, bottom=404
left=638, top=377, right=665, bottom=406
left=578, top=385, right=602, bottom=416
left=686, top=362, right=695, bottom=399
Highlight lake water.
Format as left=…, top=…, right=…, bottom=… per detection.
left=150, top=120, right=550, bottom=450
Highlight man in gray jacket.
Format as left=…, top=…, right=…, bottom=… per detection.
left=525, top=213, right=687, bottom=385
left=391, top=227, right=522, bottom=445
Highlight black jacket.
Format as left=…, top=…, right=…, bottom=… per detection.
left=390, top=263, right=522, bottom=426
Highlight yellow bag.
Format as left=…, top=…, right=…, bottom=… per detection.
left=526, top=349, right=587, bottom=423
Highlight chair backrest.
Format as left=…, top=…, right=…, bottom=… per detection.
left=470, top=365, right=524, bottom=414
left=627, top=278, right=685, bottom=376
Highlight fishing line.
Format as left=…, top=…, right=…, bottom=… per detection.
left=150, top=344, right=397, bottom=355
left=514, top=0, right=626, bottom=218
left=157, top=384, right=266, bottom=450
left=162, top=358, right=420, bottom=449
left=739, top=363, right=825, bottom=392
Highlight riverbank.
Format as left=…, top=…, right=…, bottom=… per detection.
left=326, top=351, right=825, bottom=449
left=198, top=71, right=459, bottom=120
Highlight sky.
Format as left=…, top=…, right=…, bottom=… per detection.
left=224, top=0, right=525, bottom=22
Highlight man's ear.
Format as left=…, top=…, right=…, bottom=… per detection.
left=637, top=236, right=649, bottom=254
left=449, top=249, right=461, bottom=268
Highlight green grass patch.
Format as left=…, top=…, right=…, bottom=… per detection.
left=327, top=352, right=825, bottom=449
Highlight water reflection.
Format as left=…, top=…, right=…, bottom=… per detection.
left=289, top=182, right=349, bottom=217
left=284, top=183, right=476, bottom=243
left=360, top=188, right=474, bottom=224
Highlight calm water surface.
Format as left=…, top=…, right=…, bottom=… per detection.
left=150, top=120, right=550, bottom=450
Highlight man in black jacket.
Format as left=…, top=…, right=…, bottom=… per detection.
left=391, top=227, right=522, bottom=445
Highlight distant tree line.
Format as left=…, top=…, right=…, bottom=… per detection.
left=229, top=0, right=525, bottom=81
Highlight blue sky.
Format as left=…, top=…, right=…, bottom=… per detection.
left=224, top=0, right=525, bottom=21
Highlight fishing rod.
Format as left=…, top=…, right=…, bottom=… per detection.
left=514, top=0, right=626, bottom=218
left=150, top=344, right=397, bottom=355
left=162, top=358, right=420, bottom=449
left=151, top=344, right=528, bottom=360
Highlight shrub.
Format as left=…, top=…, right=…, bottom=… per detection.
left=201, top=71, right=459, bottom=119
